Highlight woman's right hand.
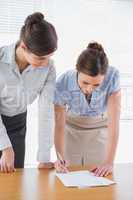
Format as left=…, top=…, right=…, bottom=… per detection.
left=54, top=159, right=69, bottom=173
left=0, top=147, right=15, bottom=173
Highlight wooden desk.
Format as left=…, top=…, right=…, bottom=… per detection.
left=0, top=164, right=132, bottom=200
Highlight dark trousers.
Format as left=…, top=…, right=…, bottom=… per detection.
left=0, top=112, right=27, bottom=168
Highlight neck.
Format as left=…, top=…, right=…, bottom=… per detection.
left=15, top=45, right=29, bottom=72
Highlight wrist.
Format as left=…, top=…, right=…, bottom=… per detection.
left=104, top=160, right=114, bottom=165
left=2, top=147, right=13, bottom=154
left=104, top=157, right=114, bottom=165
left=56, top=150, right=64, bottom=158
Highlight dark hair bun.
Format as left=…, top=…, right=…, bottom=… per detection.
left=87, top=42, right=104, bottom=53
left=25, top=12, right=44, bottom=27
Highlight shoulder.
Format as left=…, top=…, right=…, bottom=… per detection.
left=40, top=59, right=56, bottom=78
left=48, top=59, right=56, bottom=74
left=107, top=66, right=120, bottom=80
left=106, top=66, right=120, bottom=95
left=0, top=44, right=15, bottom=64
left=0, top=71, right=6, bottom=92
left=56, top=69, right=76, bottom=89
left=104, top=66, right=120, bottom=85
left=57, top=69, right=76, bottom=82
left=99, top=66, right=120, bottom=92
left=0, top=45, right=7, bottom=61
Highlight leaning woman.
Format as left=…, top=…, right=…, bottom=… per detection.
left=54, top=42, right=121, bottom=177
left=0, top=12, right=57, bottom=172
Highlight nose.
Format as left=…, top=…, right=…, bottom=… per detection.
left=85, top=86, right=93, bottom=94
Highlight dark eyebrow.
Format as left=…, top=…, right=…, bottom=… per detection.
left=36, top=56, right=47, bottom=60
left=83, top=81, right=100, bottom=87
left=83, top=81, right=90, bottom=85
left=93, top=84, right=100, bottom=87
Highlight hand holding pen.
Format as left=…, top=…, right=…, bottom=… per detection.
left=54, top=152, right=69, bottom=173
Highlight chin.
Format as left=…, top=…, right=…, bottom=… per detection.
left=32, top=65, right=40, bottom=67
left=82, top=91, right=86, bottom=94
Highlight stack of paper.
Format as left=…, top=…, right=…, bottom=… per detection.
left=56, top=170, right=115, bottom=188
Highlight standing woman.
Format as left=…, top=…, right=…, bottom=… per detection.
left=0, top=12, right=57, bottom=172
left=54, top=42, right=121, bottom=176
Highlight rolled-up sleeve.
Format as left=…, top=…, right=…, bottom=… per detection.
left=37, top=63, right=56, bottom=162
left=54, top=73, right=68, bottom=107
left=108, top=69, right=121, bottom=96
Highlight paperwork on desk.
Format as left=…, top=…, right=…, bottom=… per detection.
left=56, top=170, right=115, bottom=188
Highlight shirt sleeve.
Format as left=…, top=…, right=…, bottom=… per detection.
left=108, top=69, right=121, bottom=96
left=54, top=72, right=68, bottom=107
left=0, top=77, right=12, bottom=150
left=0, top=115, right=12, bottom=150
left=37, top=61, right=56, bottom=163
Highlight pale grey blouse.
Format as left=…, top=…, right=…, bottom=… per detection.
left=0, top=43, right=55, bottom=162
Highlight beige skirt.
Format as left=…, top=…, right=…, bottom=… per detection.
left=64, top=113, right=108, bottom=166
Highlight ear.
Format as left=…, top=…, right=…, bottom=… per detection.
left=19, top=41, right=28, bottom=51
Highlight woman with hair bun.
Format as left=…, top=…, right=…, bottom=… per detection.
left=0, top=12, right=58, bottom=172
left=54, top=42, right=121, bottom=177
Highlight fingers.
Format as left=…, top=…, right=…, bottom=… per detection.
left=94, top=167, right=105, bottom=176
left=54, top=160, right=69, bottom=173
left=104, top=166, right=113, bottom=177
left=0, top=162, right=7, bottom=173
left=0, top=161, right=15, bottom=173
left=0, top=147, right=15, bottom=173
left=92, top=165, right=113, bottom=177
left=64, top=160, right=69, bottom=167
left=7, top=163, right=15, bottom=173
left=91, top=168, right=97, bottom=173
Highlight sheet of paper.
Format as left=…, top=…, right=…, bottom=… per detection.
left=56, top=170, right=115, bottom=188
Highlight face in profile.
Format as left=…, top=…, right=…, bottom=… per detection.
left=20, top=41, right=55, bottom=67
left=77, top=72, right=105, bottom=95
left=23, top=51, right=54, bottom=67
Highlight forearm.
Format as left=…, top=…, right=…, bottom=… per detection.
left=38, top=64, right=56, bottom=163
left=106, top=90, right=121, bottom=163
left=38, top=95, right=54, bottom=162
left=54, top=125, right=65, bottom=157
left=105, top=123, right=119, bottom=163
left=54, top=105, right=66, bottom=158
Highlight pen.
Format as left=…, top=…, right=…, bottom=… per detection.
left=57, top=152, right=66, bottom=166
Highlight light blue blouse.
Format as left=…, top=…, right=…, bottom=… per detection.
left=54, top=66, right=120, bottom=116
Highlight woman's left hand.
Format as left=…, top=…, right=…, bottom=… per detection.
left=38, top=162, right=54, bottom=169
left=91, top=163, right=113, bottom=177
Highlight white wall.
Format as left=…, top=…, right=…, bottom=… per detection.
left=0, top=0, right=133, bottom=166
left=26, top=0, right=133, bottom=165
